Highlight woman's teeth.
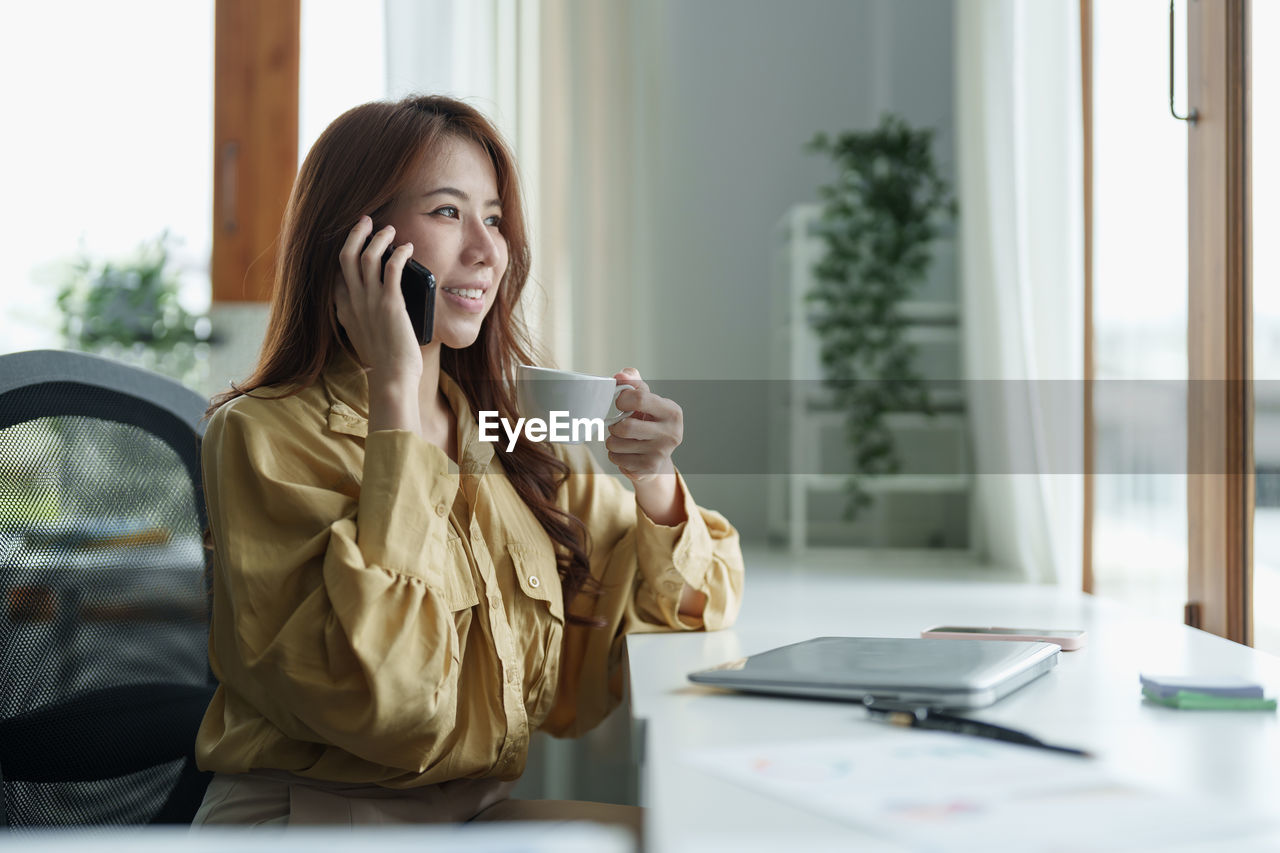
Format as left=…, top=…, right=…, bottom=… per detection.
left=444, top=287, right=483, bottom=300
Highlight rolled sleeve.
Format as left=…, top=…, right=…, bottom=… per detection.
left=633, top=470, right=742, bottom=631
left=540, top=444, right=745, bottom=738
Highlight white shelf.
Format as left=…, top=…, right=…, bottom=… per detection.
left=801, top=385, right=966, bottom=412
left=803, top=474, right=971, bottom=494
left=770, top=203, right=971, bottom=551
left=801, top=410, right=967, bottom=430
left=802, top=306, right=961, bottom=331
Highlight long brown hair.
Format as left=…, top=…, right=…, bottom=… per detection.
left=209, top=95, right=598, bottom=619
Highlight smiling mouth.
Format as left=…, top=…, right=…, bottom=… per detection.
left=442, top=287, right=484, bottom=301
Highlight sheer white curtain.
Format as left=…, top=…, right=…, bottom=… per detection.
left=529, top=0, right=659, bottom=375
left=955, top=0, right=1084, bottom=585
left=386, top=0, right=655, bottom=375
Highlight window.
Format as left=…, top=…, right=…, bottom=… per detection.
left=1089, top=0, right=1189, bottom=622
left=0, top=1, right=214, bottom=353
left=1251, top=0, right=1280, bottom=653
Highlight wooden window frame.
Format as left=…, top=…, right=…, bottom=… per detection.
left=1186, top=0, right=1253, bottom=644
left=1085, top=0, right=1255, bottom=645
left=1081, top=0, right=1095, bottom=594
left=212, top=0, right=300, bottom=303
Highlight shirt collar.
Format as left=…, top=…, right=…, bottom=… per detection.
left=321, top=348, right=495, bottom=475
left=439, top=370, right=495, bottom=475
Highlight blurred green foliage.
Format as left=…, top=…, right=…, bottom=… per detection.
left=55, top=233, right=209, bottom=385
left=806, top=115, right=957, bottom=520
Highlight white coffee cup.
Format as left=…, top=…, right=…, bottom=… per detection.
left=516, top=365, right=632, bottom=444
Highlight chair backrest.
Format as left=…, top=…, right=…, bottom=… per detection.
left=0, top=350, right=215, bottom=827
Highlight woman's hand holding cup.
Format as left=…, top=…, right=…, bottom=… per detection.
left=511, top=363, right=687, bottom=526
left=608, top=368, right=688, bottom=526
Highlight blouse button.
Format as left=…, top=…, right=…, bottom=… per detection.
left=528, top=575, right=540, bottom=589
left=435, top=504, right=447, bottom=517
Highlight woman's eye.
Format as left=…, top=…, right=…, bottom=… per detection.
left=431, top=206, right=459, bottom=218
left=485, top=215, right=503, bottom=227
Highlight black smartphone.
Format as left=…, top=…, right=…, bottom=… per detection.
left=382, top=247, right=436, bottom=345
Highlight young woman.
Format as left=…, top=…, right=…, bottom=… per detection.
left=190, top=95, right=744, bottom=832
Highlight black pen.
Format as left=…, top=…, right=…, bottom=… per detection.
left=863, top=701, right=1094, bottom=758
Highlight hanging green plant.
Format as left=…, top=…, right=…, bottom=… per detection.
left=806, top=114, right=957, bottom=519
left=55, top=232, right=210, bottom=385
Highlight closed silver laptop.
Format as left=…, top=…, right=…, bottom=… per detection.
left=688, top=636, right=1060, bottom=710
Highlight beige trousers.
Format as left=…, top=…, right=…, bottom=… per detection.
left=191, top=771, right=643, bottom=846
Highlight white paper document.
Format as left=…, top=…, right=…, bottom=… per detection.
left=685, top=730, right=1274, bottom=851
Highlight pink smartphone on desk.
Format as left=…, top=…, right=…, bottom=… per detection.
left=921, top=625, right=1088, bottom=651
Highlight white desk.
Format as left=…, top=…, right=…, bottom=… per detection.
left=627, top=548, right=1280, bottom=851
left=11, top=825, right=632, bottom=852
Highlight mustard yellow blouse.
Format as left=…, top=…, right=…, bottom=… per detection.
left=195, top=353, right=744, bottom=787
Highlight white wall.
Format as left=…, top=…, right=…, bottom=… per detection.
left=633, top=0, right=956, bottom=539
left=525, top=2, right=958, bottom=803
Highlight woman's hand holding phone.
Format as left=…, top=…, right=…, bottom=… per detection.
left=335, top=216, right=423, bottom=434
left=336, top=217, right=421, bottom=375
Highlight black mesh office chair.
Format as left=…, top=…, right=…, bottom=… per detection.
left=0, top=349, right=216, bottom=827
